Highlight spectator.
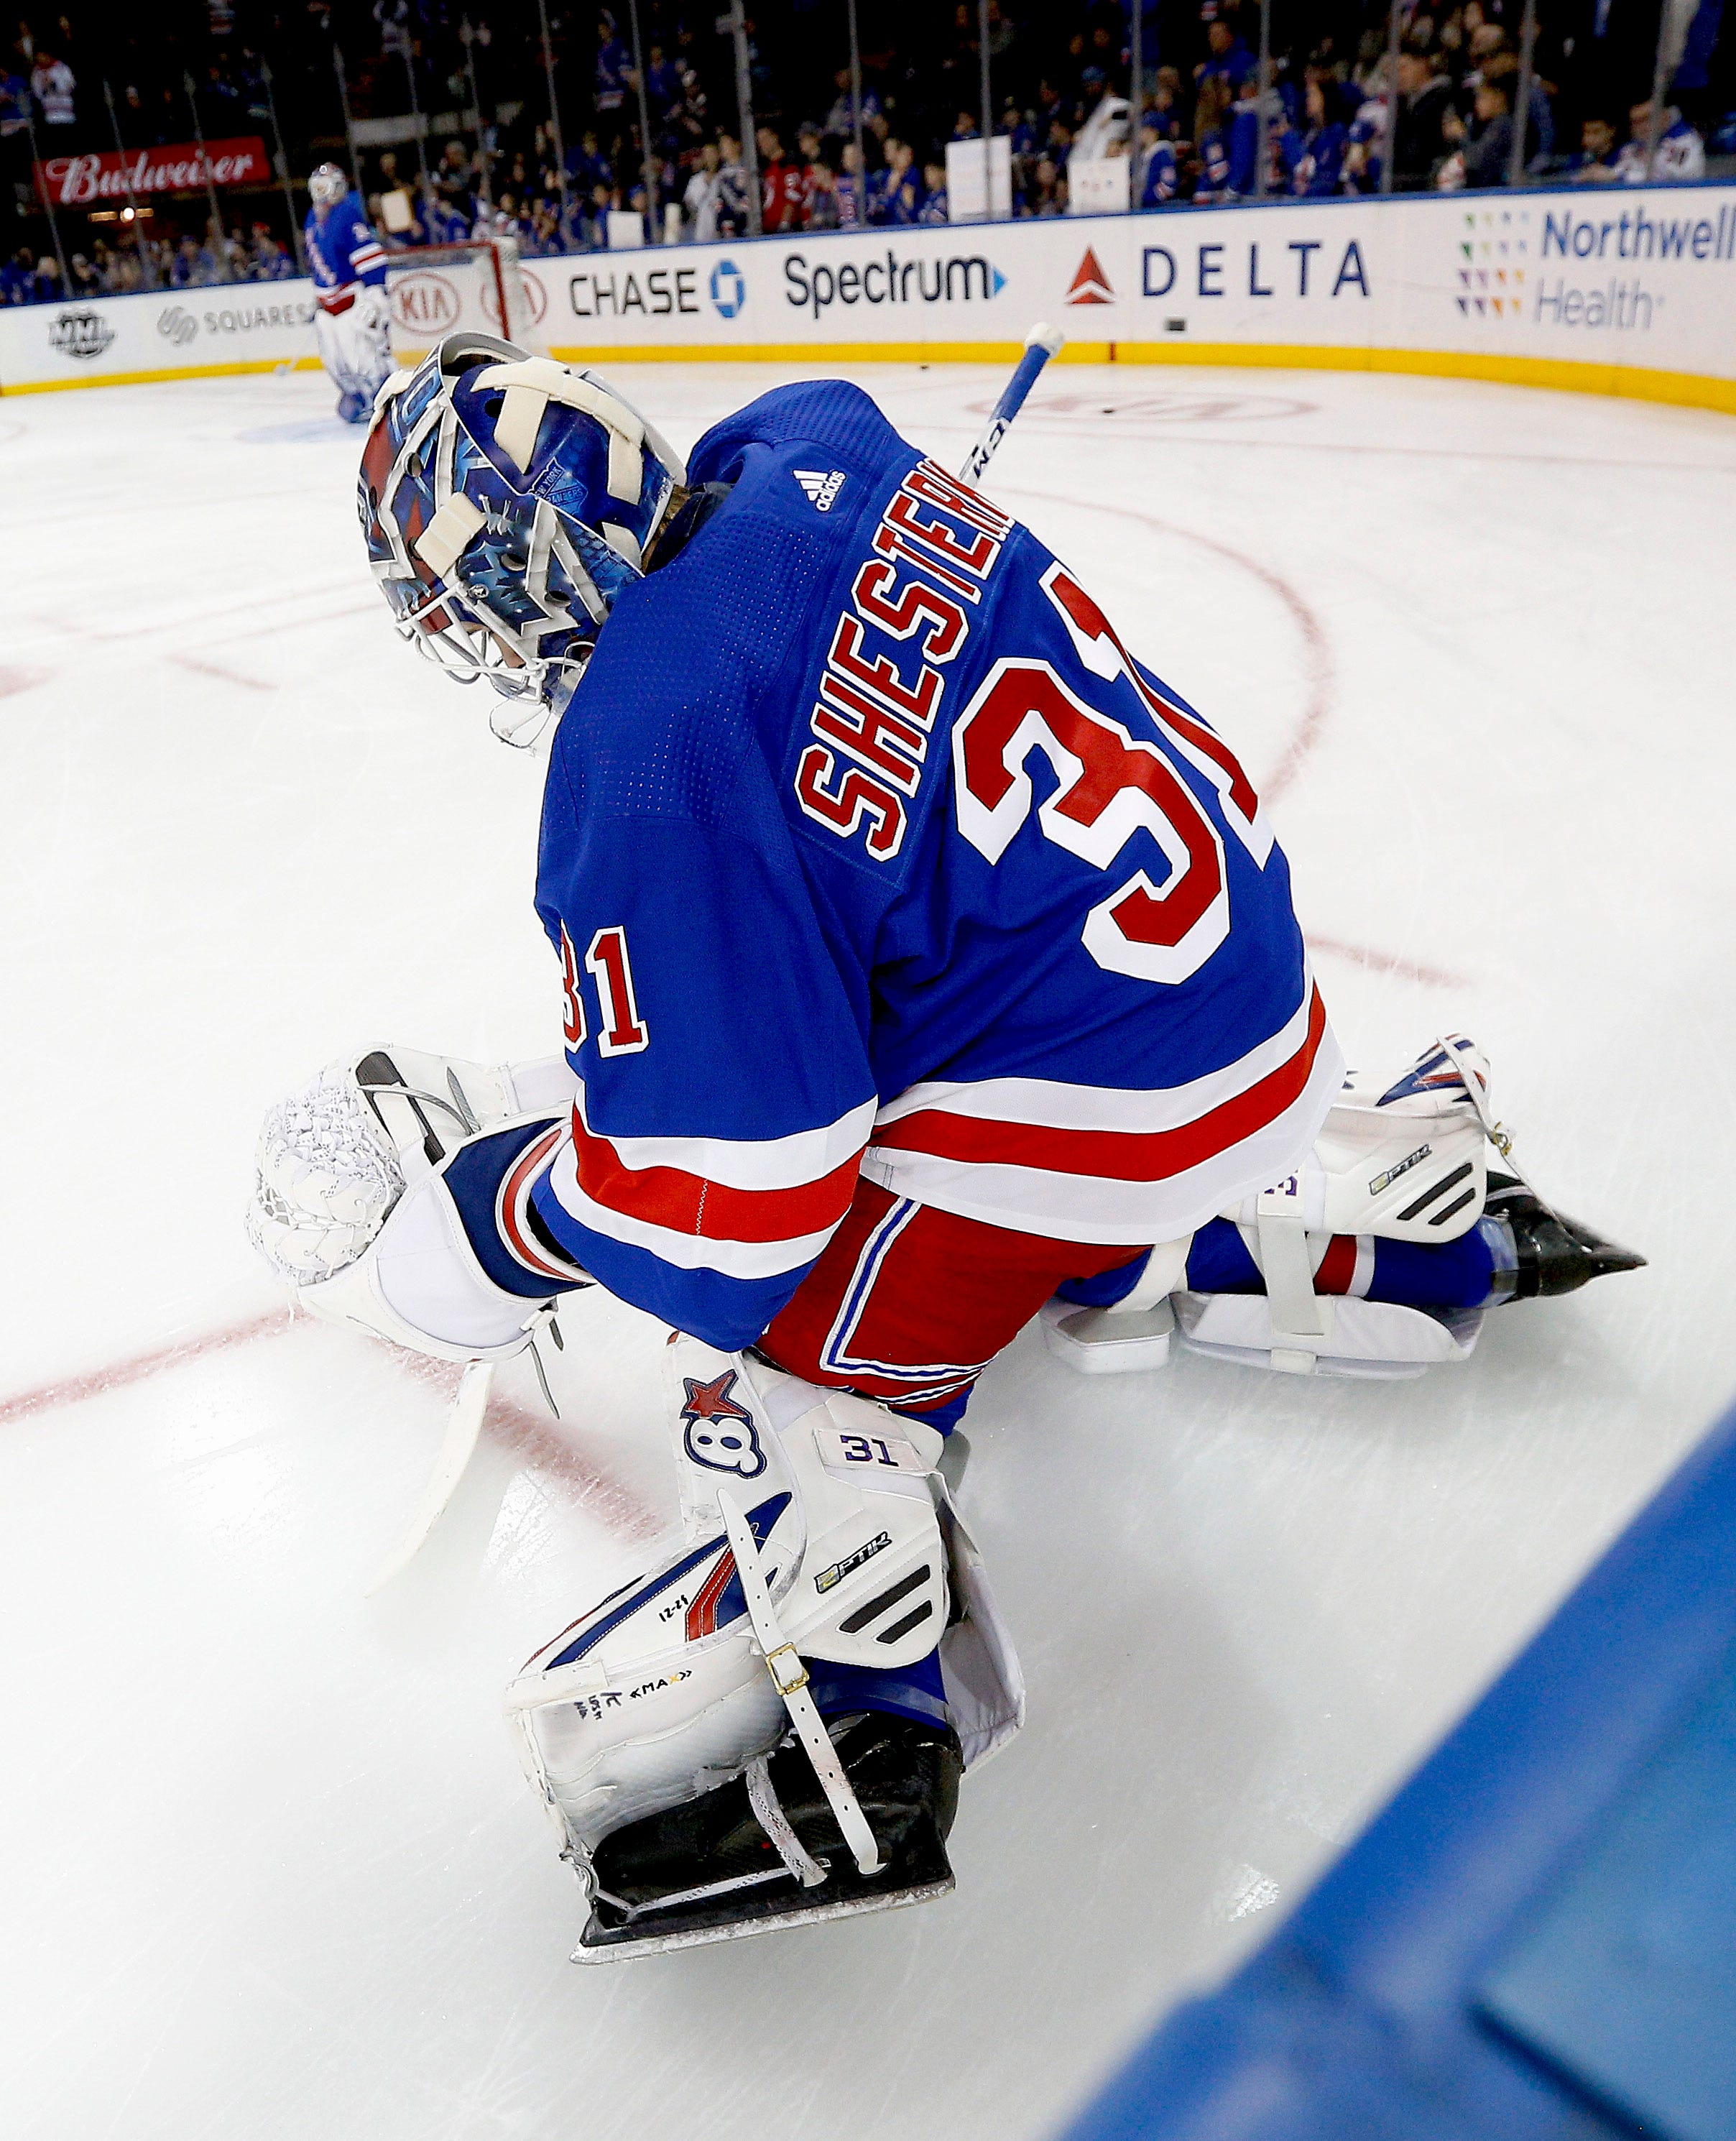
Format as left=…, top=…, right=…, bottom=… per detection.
left=1611, top=99, right=1706, bottom=182
left=1136, top=114, right=1179, bottom=206
left=1192, top=76, right=1234, bottom=200
left=826, top=139, right=859, bottom=227
left=29, top=45, right=76, bottom=126
left=683, top=139, right=722, bottom=242
left=594, top=16, right=632, bottom=129
left=1, top=247, right=37, bottom=304
left=566, top=130, right=611, bottom=196
left=1451, top=61, right=1519, bottom=187
left=1567, top=114, right=1622, bottom=180
left=0, top=60, right=28, bottom=142
left=1280, top=76, right=1348, bottom=194
left=879, top=139, right=924, bottom=224
left=1393, top=44, right=1455, bottom=188
left=253, top=229, right=295, bottom=278
left=198, top=59, right=241, bottom=119
left=918, top=160, right=949, bottom=224
left=1342, top=77, right=1390, bottom=191
left=434, top=139, right=474, bottom=212
left=1148, top=68, right=1186, bottom=144
left=716, top=132, right=750, bottom=237
left=643, top=42, right=680, bottom=120
left=757, top=126, right=803, bottom=232
left=1225, top=73, right=1265, bottom=194
left=810, top=160, right=844, bottom=229
left=1197, top=14, right=1254, bottom=96
left=1027, top=154, right=1063, bottom=215
left=824, top=66, right=881, bottom=139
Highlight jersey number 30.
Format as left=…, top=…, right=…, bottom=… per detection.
left=951, top=562, right=1271, bottom=986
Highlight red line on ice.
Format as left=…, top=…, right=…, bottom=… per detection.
left=0, top=1306, right=297, bottom=1424
left=1304, top=934, right=1469, bottom=990
left=0, top=1306, right=665, bottom=1542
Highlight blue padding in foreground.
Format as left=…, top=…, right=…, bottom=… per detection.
left=1474, top=1637, right=1736, bottom=2141
left=1060, top=1399, right=1736, bottom=2141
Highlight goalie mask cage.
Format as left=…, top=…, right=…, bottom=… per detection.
left=385, top=235, right=550, bottom=363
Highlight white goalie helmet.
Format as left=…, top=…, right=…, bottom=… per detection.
left=358, top=332, right=686, bottom=745
left=308, top=162, right=348, bottom=211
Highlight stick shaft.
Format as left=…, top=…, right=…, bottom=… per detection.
left=959, top=322, right=1064, bottom=484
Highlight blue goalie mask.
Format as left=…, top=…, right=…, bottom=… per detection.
left=358, top=332, right=685, bottom=742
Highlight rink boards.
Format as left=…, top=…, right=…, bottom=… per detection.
left=2, top=183, right=1733, bottom=412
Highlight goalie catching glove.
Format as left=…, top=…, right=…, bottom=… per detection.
left=246, top=1045, right=589, bottom=1360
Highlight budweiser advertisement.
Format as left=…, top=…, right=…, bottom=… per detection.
left=34, top=137, right=272, bottom=209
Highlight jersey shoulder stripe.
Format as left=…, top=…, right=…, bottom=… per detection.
left=864, top=986, right=1344, bottom=1243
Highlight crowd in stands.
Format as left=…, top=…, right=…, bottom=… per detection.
left=3, top=0, right=1732, bottom=303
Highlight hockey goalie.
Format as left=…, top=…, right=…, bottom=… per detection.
left=247, top=333, right=1641, bottom=1958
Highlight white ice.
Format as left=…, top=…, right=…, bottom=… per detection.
left=3, top=359, right=1733, bottom=2141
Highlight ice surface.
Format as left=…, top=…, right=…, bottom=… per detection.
left=3, top=359, right=1733, bottom=2141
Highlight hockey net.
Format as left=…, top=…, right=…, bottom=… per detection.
left=385, top=236, right=550, bottom=364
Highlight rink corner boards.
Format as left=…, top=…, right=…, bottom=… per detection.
left=395, top=334, right=1736, bottom=417
left=4, top=339, right=1734, bottom=418
left=0, top=352, right=324, bottom=395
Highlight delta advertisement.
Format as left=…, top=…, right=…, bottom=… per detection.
left=2, top=183, right=1732, bottom=405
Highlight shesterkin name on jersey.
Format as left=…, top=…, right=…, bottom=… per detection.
left=792, top=458, right=1010, bottom=865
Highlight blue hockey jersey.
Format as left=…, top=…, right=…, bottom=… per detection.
left=526, top=381, right=1342, bottom=1350
left=304, top=190, right=387, bottom=309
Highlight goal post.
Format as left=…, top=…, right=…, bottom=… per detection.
left=385, top=236, right=549, bottom=364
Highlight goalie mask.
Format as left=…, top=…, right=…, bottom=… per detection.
left=358, top=332, right=685, bottom=743
left=308, top=162, right=348, bottom=211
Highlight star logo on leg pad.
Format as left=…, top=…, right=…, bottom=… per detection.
left=680, top=1370, right=767, bottom=1478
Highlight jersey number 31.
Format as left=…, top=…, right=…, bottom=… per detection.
left=951, top=562, right=1272, bottom=987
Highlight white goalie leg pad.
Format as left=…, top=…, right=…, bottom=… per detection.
left=247, top=1046, right=582, bottom=1363
left=1173, top=1292, right=1484, bottom=1380
left=1175, top=1034, right=1498, bottom=1378
left=668, top=1340, right=948, bottom=1670
left=314, top=289, right=394, bottom=405
left=504, top=1341, right=1022, bottom=1870
left=1227, top=1034, right=1495, bottom=1246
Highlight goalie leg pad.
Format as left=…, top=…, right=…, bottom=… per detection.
left=505, top=1343, right=1022, bottom=1904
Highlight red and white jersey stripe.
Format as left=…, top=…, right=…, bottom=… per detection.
left=542, top=1087, right=878, bottom=1282
left=862, top=980, right=1344, bottom=1243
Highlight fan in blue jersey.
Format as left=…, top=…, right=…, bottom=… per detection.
left=303, top=162, right=392, bottom=423
left=249, top=336, right=1642, bottom=1957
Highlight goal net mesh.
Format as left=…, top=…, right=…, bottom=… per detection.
left=385, top=236, right=548, bottom=364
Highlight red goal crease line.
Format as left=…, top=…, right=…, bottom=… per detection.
left=0, top=1306, right=297, bottom=1426
left=0, top=1301, right=667, bottom=1539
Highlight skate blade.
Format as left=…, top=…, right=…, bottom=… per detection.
left=571, top=1874, right=954, bottom=1963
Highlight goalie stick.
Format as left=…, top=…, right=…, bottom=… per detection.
left=959, top=321, right=1065, bottom=485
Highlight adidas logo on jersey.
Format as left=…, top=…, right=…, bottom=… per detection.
left=794, top=468, right=847, bottom=512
